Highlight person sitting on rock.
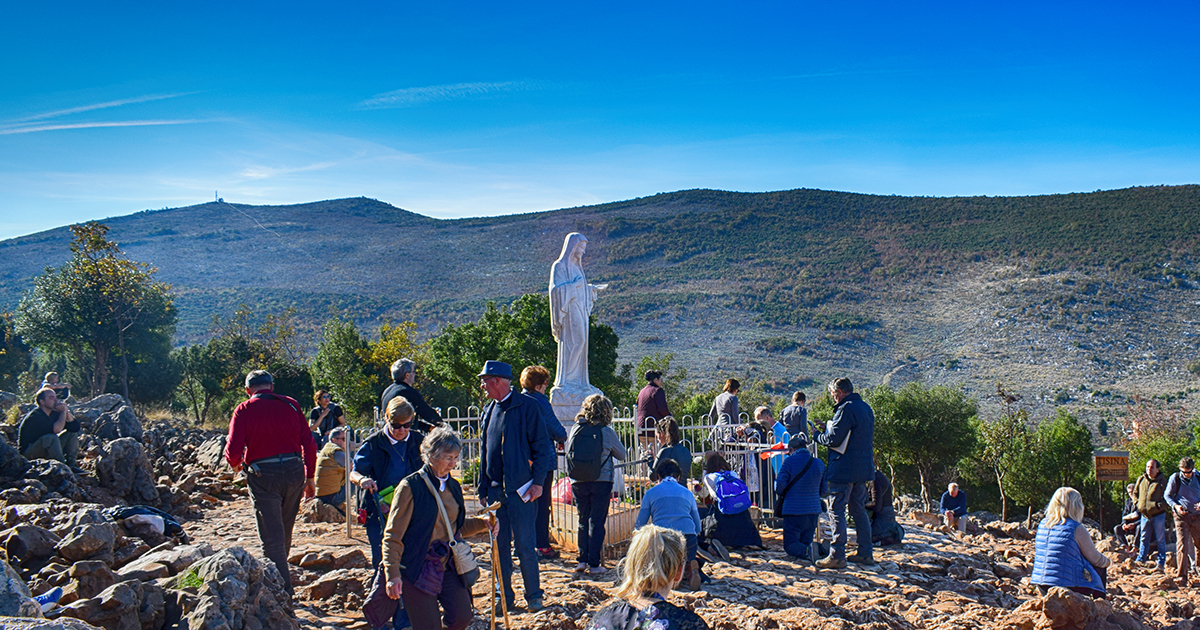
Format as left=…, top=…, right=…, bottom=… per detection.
left=585, top=524, right=711, bottom=630
left=939, top=483, right=968, bottom=532
left=775, top=436, right=826, bottom=561
left=1113, top=483, right=1140, bottom=552
left=314, top=426, right=349, bottom=513
left=1031, top=487, right=1111, bottom=599
left=636, top=458, right=704, bottom=589
left=18, top=387, right=80, bottom=470
left=40, top=372, right=71, bottom=402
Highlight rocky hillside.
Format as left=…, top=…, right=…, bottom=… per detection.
left=1, top=187, right=1198, bottom=424
left=4, top=403, right=1200, bottom=629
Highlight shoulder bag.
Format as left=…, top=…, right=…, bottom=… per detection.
left=420, top=470, right=480, bottom=586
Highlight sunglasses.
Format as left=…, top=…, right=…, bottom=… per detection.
left=390, top=421, right=414, bottom=430
left=1182, top=469, right=1195, bottom=475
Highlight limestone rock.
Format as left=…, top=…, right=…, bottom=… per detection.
left=55, top=523, right=117, bottom=563
left=0, top=620, right=104, bottom=629
left=3, top=524, right=62, bottom=564
left=25, top=460, right=84, bottom=500
left=68, top=395, right=128, bottom=430
left=59, top=578, right=165, bottom=630
left=194, top=436, right=227, bottom=471
left=61, top=560, right=117, bottom=604
left=1, top=557, right=43, bottom=617
left=121, top=543, right=212, bottom=577
left=984, top=520, right=1034, bottom=540
left=298, top=499, right=343, bottom=524
left=0, top=435, right=31, bottom=479
left=94, top=439, right=159, bottom=505
left=182, top=546, right=298, bottom=630
left=303, top=569, right=364, bottom=600
left=92, top=405, right=144, bottom=444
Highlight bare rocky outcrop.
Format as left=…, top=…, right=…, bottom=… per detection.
left=193, top=436, right=227, bottom=472
left=182, top=546, right=298, bottom=630
left=94, top=439, right=158, bottom=506
left=2, top=557, right=43, bottom=618
left=58, top=578, right=165, bottom=630
left=0, top=620, right=103, bottom=630
left=91, top=406, right=143, bottom=444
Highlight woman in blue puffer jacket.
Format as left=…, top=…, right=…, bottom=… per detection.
left=1031, top=487, right=1112, bottom=598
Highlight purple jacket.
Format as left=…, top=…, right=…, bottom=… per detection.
left=636, top=383, right=671, bottom=430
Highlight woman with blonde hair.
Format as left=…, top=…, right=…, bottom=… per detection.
left=1031, top=487, right=1112, bottom=598
left=586, top=525, right=710, bottom=630
left=566, top=394, right=627, bottom=574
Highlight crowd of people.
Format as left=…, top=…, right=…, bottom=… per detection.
left=23, top=355, right=1166, bottom=628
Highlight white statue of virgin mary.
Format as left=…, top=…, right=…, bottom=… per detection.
left=548, top=232, right=607, bottom=421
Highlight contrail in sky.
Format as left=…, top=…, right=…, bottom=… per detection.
left=0, top=119, right=210, bottom=135
left=358, top=81, right=540, bottom=109
left=8, top=92, right=198, bottom=123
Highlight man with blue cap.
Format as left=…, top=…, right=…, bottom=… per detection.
left=477, top=360, right=555, bottom=613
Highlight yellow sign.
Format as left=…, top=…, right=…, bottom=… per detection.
left=1094, top=450, right=1130, bottom=482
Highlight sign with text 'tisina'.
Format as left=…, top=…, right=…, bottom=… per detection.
left=1094, top=450, right=1130, bottom=482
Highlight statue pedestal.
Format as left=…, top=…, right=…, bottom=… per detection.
left=549, top=383, right=604, bottom=423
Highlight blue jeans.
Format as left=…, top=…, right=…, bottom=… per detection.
left=1138, top=512, right=1167, bottom=566
left=489, top=486, right=543, bottom=605
left=783, top=514, right=819, bottom=560
left=827, top=481, right=872, bottom=558
left=573, top=480, right=612, bottom=567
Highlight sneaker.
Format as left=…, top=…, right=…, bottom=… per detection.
left=588, top=566, right=608, bottom=575
left=709, top=540, right=732, bottom=563
left=526, top=598, right=544, bottom=613
left=537, top=547, right=560, bottom=560
left=816, top=555, right=847, bottom=569
left=847, top=552, right=876, bottom=566
left=687, top=560, right=701, bottom=590
left=35, top=586, right=62, bottom=613
left=574, top=562, right=588, bottom=572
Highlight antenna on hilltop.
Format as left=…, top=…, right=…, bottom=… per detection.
left=215, top=191, right=218, bottom=201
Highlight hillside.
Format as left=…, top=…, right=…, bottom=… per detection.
left=2, top=187, right=1198, bottom=424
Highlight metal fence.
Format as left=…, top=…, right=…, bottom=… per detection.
left=339, top=405, right=810, bottom=559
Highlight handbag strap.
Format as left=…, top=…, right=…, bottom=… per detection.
left=777, top=456, right=815, bottom=506
left=420, top=470, right=457, bottom=542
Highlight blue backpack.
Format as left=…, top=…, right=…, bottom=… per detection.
left=711, top=471, right=751, bottom=514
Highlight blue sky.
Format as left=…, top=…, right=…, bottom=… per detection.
left=2, top=1, right=1197, bottom=240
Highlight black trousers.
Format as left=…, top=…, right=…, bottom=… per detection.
left=246, top=458, right=305, bottom=594
left=536, top=471, right=555, bottom=549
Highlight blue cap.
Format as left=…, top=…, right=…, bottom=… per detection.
left=477, top=360, right=513, bottom=380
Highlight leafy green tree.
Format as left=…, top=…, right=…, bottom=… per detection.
left=0, top=313, right=31, bottom=392
left=619, top=353, right=692, bottom=416
left=870, top=382, right=978, bottom=511
left=976, top=387, right=1033, bottom=520
left=425, top=293, right=627, bottom=408
left=1005, top=408, right=1095, bottom=512
left=16, top=222, right=176, bottom=400
left=310, top=317, right=376, bottom=423
left=360, top=321, right=424, bottom=386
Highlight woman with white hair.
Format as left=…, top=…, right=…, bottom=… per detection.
left=1031, top=487, right=1112, bottom=598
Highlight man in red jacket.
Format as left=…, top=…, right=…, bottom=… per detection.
left=224, top=370, right=317, bottom=595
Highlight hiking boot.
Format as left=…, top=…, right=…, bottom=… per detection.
left=709, top=540, right=731, bottom=563
left=526, top=598, right=544, bottom=612
left=816, top=554, right=847, bottom=569
left=687, top=560, right=702, bottom=590
left=847, top=552, right=876, bottom=565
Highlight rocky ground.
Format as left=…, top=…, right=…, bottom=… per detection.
left=4, top=400, right=1200, bottom=629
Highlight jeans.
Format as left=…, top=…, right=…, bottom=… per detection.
left=246, top=458, right=305, bottom=594
left=827, top=481, right=872, bottom=558
left=1113, top=520, right=1141, bottom=549
left=572, top=480, right=612, bottom=567
left=1137, top=512, right=1167, bottom=566
left=488, top=486, right=543, bottom=605
left=783, top=514, right=819, bottom=560
left=317, top=487, right=345, bottom=513
left=536, top=471, right=555, bottom=549
left=1175, top=512, right=1200, bottom=580
left=22, top=431, right=80, bottom=467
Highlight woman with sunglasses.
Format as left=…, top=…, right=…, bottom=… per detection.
left=309, top=389, right=346, bottom=447
left=351, top=397, right=425, bottom=630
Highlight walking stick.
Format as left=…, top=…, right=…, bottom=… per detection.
left=480, top=502, right=509, bottom=630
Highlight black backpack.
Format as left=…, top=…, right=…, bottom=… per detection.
left=566, top=422, right=609, bottom=482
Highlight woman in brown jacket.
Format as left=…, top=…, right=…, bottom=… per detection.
left=382, top=425, right=495, bottom=630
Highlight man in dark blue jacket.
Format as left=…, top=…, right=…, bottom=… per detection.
left=939, top=482, right=969, bottom=532
left=775, top=436, right=827, bottom=561
left=478, top=361, right=554, bottom=612
left=815, top=377, right=876, bottom=569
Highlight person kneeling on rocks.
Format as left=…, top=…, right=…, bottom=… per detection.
left=775, top=436, right=826, bottom=562
left=1031, top=487, right=1111, bottom=599
left=636, top=458, right=705, bottom=589
left=18, top=387, right=80, bottom=470
left=939, top=483, right=968, bottom=532
left=314, top=426, right=349, bottom=513
left=585, top=525, right=711, bottom=630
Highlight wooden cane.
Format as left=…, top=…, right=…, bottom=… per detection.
left=484, top=505, right=512, bottom=629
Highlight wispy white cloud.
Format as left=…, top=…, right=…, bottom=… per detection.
left=239, top=160, right=341, bottom=180
left=0, top=119, right=212, bottom=135
left=9, top=92, right=199, bottom=123
left=358, top=81, right=541, bottom=109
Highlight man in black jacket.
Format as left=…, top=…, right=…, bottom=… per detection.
left=1114, top=483, right=1140, bottom=551
left=380, top=358, right=442, bottom=432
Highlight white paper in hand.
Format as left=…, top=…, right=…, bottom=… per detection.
left=518, top=479, right=535, bottom=502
